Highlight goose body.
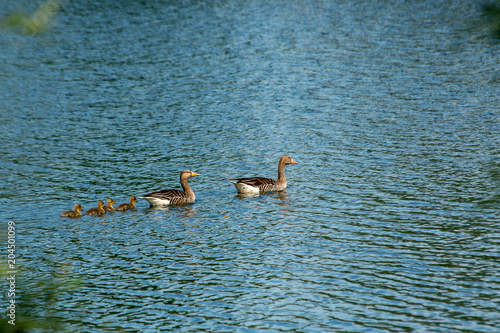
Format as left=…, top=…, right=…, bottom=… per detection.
left=116, top=196, right=138, bottom=211
left=139, top=170, right=200, bottom=207
left=230, top=177, right=282, bottom=195
left=85, top=200, right=106, bottom=215
left=60, top=204, right=83, bottom=218
left=230, top=155, right=298, bottom=195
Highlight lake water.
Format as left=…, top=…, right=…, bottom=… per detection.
left=1, top=0, right=499, bottom=332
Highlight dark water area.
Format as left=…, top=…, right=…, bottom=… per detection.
left=1, top=0, right=499, bottom=332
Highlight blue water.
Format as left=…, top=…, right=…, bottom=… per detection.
left=1, top=0, right=499, bottom=332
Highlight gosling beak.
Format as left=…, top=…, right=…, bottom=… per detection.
left=191, top=172, right=200, bottom=177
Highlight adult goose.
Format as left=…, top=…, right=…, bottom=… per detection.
left=139, top=170, right=200, bottom=207
left=60, top=204, right=83, bottom=218
left=85, top=200, right=106, bottom=215
left=229, top=154, right=298, bottom=195
left=116, top=196, right=138, bottom=211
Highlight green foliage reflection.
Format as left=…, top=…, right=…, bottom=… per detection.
left=0, top=0, right=64, bottom=35
left=483, top=1, right=500, bottom=38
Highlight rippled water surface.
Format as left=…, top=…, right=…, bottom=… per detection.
left=1, top=0, right=499, bottom=332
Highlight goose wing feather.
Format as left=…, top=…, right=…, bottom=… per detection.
left=141, top=189, right=187, bottom=200
left=229, top=177, right=277, bottom=187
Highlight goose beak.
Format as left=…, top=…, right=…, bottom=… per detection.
left=191, top=172, right=200, bottom=177
left=291, top=158, right=298, bottom=164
